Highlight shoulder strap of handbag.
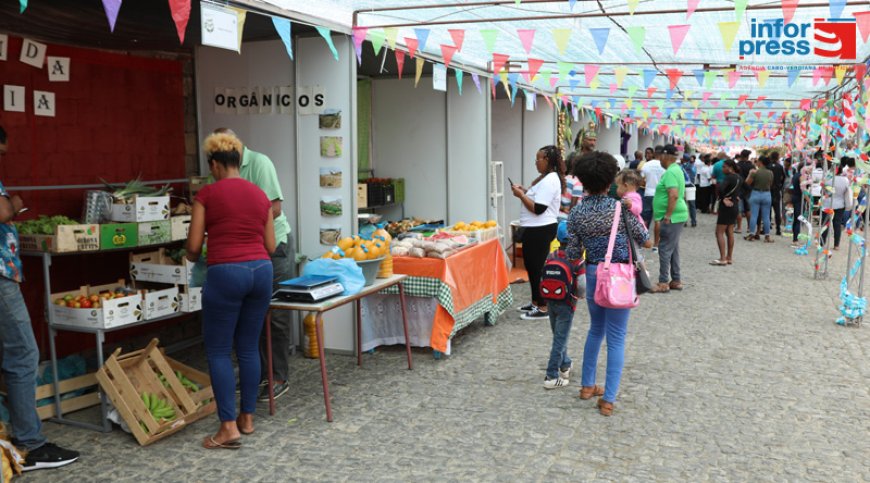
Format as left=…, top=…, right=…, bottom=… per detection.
left=604, top=201, right=623, bottom=269
left=621, top=203, right=638, bottom=263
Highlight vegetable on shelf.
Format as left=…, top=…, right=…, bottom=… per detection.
left=15, top=215, right=80, bottom=235
left=101, top=177, right=173, bottom=204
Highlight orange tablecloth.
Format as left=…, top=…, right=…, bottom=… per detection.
left=391, top=239, right=511, bottom=352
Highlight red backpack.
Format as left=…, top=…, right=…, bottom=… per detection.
left=539, top=250, right=584, bottom=308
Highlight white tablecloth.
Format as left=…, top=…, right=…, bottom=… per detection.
left=359, top=295, right=453, bottom=355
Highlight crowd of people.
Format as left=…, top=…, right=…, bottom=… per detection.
left=511, top=129, right=842, bottom=417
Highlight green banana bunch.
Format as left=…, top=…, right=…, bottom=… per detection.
left=175, top=370, right=200, bottom=392
left=141, top=392, right=177, bottom=422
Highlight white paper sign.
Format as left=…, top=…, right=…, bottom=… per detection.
left=0, top=34, right=8, bottom=61
left=432, top=64, right=447, bottom=92
left=214, top=87, right=230, bottom=114
left=525, top=92, right=536, bottom=111
left=33, top=90, right=55, bottom=117
left=47, top=57, right=70, bottom=82
left=19, top=38, right=47, bottom=68
left=201, top=2, right=239, bottom=52
left=281, top=86, right=294, bottom=115
left=296, top=85, right=324, bottom=115
left=260, top=86, right=276, bottom=114
left=4, top=85, right=25, bottom=112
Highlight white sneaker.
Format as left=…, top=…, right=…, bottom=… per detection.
left=517, top=302, right=535, bottom=312
left=543, top=377, right=570, bottom=389
left=651, top=247, right=659, bottom=253
left=521, top=306, right=549, bottom=320
left=559, top=362, right=573, bottom=381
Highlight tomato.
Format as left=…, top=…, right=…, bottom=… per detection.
left=66, top=301, right=76, bottom=308
left=80, top=300, right=92, bottom=309
left=89, top=295, right=99, bottom=303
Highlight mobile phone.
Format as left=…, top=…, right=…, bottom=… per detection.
left=507, top=177, right=515, bottom=187
left=16, top=207, right=28, bottom=215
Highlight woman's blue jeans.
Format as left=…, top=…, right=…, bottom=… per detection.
left=202, top=260, right=273, bottom=422
left=581, top=263, right=631, bottom=403
left=749, top=190, right=772, bottom=235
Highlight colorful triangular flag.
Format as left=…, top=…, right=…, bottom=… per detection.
left=718, top=21, right=740, bottom=52
left=668, top=24, right=691, bottom=55
left=517, top=29, right=536, bottom=54
left=101, top=0, right=122, bottom=32
left=552, top=29, right=572, bottom=55
left=413, top=28, right=430, bottom=52
left=589, top=28, right=610, bottom=55
left=272, top=17, right=293, bottom=60
left=627, top=26, right=646, bottom=54
left=440, top=44, right=458, bottom=68
left=316, top=26, right=339, bottom=61
left=448, top=29, right=465, bottom=51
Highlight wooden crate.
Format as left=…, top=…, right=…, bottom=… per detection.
left=96, top=339, right=215, bottom=446
left=2, top=373, right=101, bottom=420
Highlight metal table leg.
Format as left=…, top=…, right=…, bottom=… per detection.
left=398, top=282, right=413, bottom=370
left=265, top=311, right=275, bottom=416
left=314, top=313, right=332, bottom=422
left=356, top=301, right=362, bottom=367
left=95, top=330, right=111, bottom=432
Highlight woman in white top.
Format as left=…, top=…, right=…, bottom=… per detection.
left=696, top=155, right=714, bottom=213
left=821, top=164, right=853, bottom=250
left=512, top=145, right=565, bottom=320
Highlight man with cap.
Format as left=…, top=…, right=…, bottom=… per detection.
left=573, top=122, right=598, bottom=154
left=650, top=144, right=688, bottom=293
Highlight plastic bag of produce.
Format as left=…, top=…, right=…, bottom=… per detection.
left=302, top=258, right=365, bottom=296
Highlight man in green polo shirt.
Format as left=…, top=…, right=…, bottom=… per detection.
left=651, top=144, right=688, bottom=293
left=214, top=128, right=294, bottom=401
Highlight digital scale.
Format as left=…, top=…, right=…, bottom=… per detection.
left=272, top=274, right=344, bottom=303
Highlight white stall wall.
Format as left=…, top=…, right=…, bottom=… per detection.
left=195, top=40, right=298, bottom=234
left=521, top=104, right=557, bottom=185
left=296, top=34, right=357, bottom=352
left=447, top=86, right=490, bottom=223
left=597, top=120, right=620, bottom=156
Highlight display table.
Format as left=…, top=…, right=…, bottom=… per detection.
left=362, top=238, right=513, bottom=355
left=266, top=274, right=411, bottom=422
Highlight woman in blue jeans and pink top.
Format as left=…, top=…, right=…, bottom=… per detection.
left=187, top=133, right=276, bottom=449
left=565, top=151, right=650, bottom=416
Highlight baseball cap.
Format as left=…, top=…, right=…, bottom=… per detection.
left=662, top=144, right=678, bottom=156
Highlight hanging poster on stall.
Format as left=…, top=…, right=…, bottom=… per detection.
left=320, top=136, right=342, bottom=157
left=525, top=92, right=536, bottom=112
left=433, top=64, right=447, bottom=92
left=3, top=85, right=25, bottom=112
left=200, top=2, right=239, bottom=52
left=33, top=91, right=55, bottom=117
left=320, top=225, right=341, bottom=245
left=319, top=109, right=341, bottom=129
left=296, top=85, right=325, bottom=115
left=19, top=38, right=47, bottom=68
left=320, top=196, right=342, bottom=217
left=0, top=34, right=7, bottom=61
left=47, top=57, right=70, bottom=82
left=319, top=167, right=342, bottom=188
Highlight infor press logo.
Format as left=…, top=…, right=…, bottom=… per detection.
left=739, top=18, right=857, bottom=60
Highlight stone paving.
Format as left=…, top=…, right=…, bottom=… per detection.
left=29, top=213, right=870, bottom=482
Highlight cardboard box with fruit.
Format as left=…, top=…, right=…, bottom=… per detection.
left=130, top=248, right=194, bottom=285
left=444, top=220, right=499, bottom=242
left=50, top=280, right=143, bottom=329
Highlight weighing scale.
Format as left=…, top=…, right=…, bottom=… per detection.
left=272, top=274, right=344, bottom=303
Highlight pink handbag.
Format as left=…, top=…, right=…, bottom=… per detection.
left=594, top=202, right=639, bottom=309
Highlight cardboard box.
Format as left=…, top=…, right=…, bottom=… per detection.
left=130, top=248, right=193, bottom=285
left=50, top=280, right=143, bottom=330
left=170, top=216, right=191, bottom=241
left=100, top=223, right=138, bottom=250
left=138, top=220, right=171, bottom=246
left=109, top=195, right=170, bottom=222
left=357, top=183, right=368, bottom=208
left=19, top=224, right=100, bottom=253
left=140, top=285, right=180, bottom=320
left=178, top=286, right=202, bottom=312
left=96, top=339, right=216, bottom=446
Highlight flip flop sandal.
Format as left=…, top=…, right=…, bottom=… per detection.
left=203, top=436, right=242, bottom=450
left=734, top=229, right=742, bottom=234
left=743, top=235, right=755, bottom=241
left=709, top=260, right=728, bottom=266
left=764, top=238, right=775, bottom=243
left=726, top=260, right=733, bottom=265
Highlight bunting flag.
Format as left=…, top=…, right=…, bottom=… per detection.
left=19, top=0, right=26, bottom=13
left=455, top=69, right=464, bottom=95
left=517, top=29, right=536, bottom=54
left=787, top=68, right=801, bottom=86
left=755, top=69, right=770, bottom=87
left=440, top=44, right=458, bottom=68
left=168, top=0, right=191, bottom=44
left=614, top=66, right=629, bottom=87
left=552, top=29, right=572, bottom=55
left=232, top=7, right=247, bottom=52
left=413, top=28, right=431, bottom=52
left=647, top=87, right=658, bottom=98
left=316, top=27, right=339, bottom=61
left=781, top=0, right=799, bottom=24
left=687, top=0, right=700, bottom=20
left=627, top=0, right=639, bottom=15
left=352, top=27, right=367, bottom=63
left=693, top=69, right=705, bottom=87
left=855, top=64, right=867, bottom=83
left=835, top=65, right=848, bottom=85
left=668, top=25, right=691, bottom=55
left=395, top=50, right=405, bottom=79
left=384, top=28, right=399, bottom=49
left=415, top=57, right=425, bottom=87
left=719, top=21, right=740, bottom=52
left=480, top=29, right=499, bottom=53
left=738, top=94, right=749, bottom=105
left=369, top=29, right=386, bottom=56
left=727, top=70, right=741, bottom=88
left=643, top=68, right=657, bottom=88
left=829, top=0, right=846, bottom=19
left=609, top=83, right=618, bottom=94
left=405, top=37, right=419, bottom=58
left=627, top=26, right=646, bottom=54
left=101, top=0, right=122, bottom=32
left=854, top=12, right=870, bottom=42
left=491, top=53, right=510, bottom=75
left=471, top=73, right=482, bottom=93
left=527, top=58, right=544, bottom=81
left=557, top=61, right=573, bottom=81
left=584, top=64, right=600, bottom=86
left=272, top=17, right=293, bottom=60
left=448, top=29, right=466, bottom=51
left=703, top=91, right=713, bottom=102
left=589, top=28, right=610, bottom=55
left=627, top=85, right=638, bottom=98
left=704, top=70, right=718, bottom=88
left=735, top=0, right=749, bottom=19
left=666, top=68, right=683, bottom=89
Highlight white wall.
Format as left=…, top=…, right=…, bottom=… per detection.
left=522, top=104, right=557, bottom=185
left=598, top=120, right=620, bottom=156
left=637, top=130, right=654, bottom=153
left=195, top=40, right=298, bottom=234
left=447, top=86, right=489, bottom=223
left=625, top=124, right=639, bottom=159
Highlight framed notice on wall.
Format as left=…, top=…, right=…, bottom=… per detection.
left=201, top=2, right=239, bottom=52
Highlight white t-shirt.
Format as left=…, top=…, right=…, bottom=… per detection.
left=520, top=172, right=561, bottom=227
left=640, top=160, right=665, bottom=197
left=811, top=168, right=823, bottom=197
left=697, top=164, right=712, bottom=187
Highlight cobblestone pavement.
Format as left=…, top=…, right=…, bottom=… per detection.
left=31, top=213, right=869, bottom=482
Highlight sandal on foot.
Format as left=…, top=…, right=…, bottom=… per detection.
left=743, top=235, right=754, bottom=241
left=734, top=229, right=742, bottom=234
left=578, top=385, right=604, bottom=400
left=203, top=436, right=242, bottom=450
left=597, top=398, right=614, bottom=417
left=650, top=283, right=670, bottom=293
left=709, top=259, right=728, bottom=266
left=726, top=260, right=733, bottom=265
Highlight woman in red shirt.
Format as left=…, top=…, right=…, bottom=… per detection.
left=186, top=133, right=276, bottom=449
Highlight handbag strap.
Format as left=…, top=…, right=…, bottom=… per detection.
left=621, top=203, right=639, bottom=265
left=604, top=201, right=622, bottom=269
